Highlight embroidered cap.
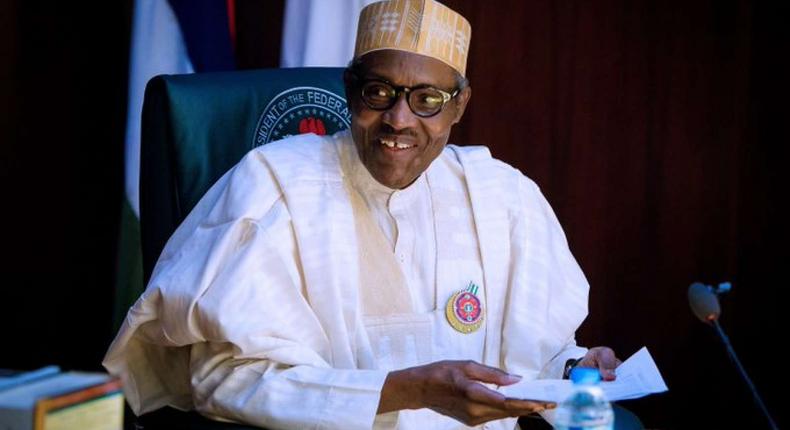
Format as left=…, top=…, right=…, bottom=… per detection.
left=354, top=0, right=472, bottom=76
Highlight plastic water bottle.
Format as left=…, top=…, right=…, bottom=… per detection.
left=553, top=367, right=614, bottom=430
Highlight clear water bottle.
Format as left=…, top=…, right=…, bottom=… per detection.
left=553, top=367, right=614, bottom=430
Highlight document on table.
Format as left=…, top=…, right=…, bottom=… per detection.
left=499, top=347, right=668, bottom=402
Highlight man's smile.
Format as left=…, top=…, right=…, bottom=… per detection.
left=379, top=137, right=415, bottom=150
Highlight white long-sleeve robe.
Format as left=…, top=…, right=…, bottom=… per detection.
left=103, top=130, right=589, bottom=430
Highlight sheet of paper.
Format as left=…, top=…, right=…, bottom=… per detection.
left=499, top=346, right=668, bottom=402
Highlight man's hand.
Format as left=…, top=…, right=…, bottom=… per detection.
left=377, top=360, right=555, bottom=426
left=576, top=346, right=622, bottom=381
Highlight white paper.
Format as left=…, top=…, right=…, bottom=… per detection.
left=499, top=347, right=668, bottom=402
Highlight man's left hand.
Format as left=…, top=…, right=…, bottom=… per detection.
left=576, top=346, right=622, bottom=381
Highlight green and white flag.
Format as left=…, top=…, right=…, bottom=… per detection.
left=115, top=0, right=235, bottom=329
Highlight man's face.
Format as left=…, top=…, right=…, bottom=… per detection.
left=344, top=50, right=472, bottom=189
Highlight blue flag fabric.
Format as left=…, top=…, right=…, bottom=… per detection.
left=167, top=0, right=236, bottom=72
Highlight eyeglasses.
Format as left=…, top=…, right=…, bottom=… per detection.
left=358, top=79, right=459, bottom=118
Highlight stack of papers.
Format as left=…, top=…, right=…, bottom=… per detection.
left=500, top=347, right=668, bottom=402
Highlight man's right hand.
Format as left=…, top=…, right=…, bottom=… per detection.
left=377, top=360, right=555, bottom=426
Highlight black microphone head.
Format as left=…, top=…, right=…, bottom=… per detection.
left=688, top=282, right=721, bottom=323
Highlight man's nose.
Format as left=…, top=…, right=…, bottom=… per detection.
left=382, top=93, right=417, bottom=130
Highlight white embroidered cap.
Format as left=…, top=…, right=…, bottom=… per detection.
left=354, top=0, right=472, bottom=76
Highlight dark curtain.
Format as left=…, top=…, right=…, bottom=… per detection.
left=0, top=2, right=131, bottom=370
left=441, top=1, right=786, bottom=428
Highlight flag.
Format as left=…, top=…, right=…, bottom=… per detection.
left=280, top=0, right=377, bottom=68
left=115, top=0, right=235, bottom=329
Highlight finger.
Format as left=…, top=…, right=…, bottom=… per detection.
left=462, top=402, right=521, bottom=425
left=463, top=381, right=507, bottom=406
left=503, top=398, right=557, bottom=414
left=594, top=347, right=619, bottom=369
left=462, top=385, right=556, bottom=415
left=577, top=348, right=618, bottom=381
left=465, top=400, right=548, bottom=424
left=461, top=361, right=521, bottom=386
left=431, top=400, right=517, bottom=425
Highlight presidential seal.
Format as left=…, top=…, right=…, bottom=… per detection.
left=445, top=282, right=484, bottom=334
left=252, top=87, right=352, bottom=147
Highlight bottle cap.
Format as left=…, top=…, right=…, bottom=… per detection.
left=570, top=367, right=601, bottom=385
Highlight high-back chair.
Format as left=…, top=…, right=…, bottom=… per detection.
left=139, top=67, right=348, bottom=284
left=134, top=68, right=347, bottom=429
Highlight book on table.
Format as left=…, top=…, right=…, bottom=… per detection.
left=0, top=366, right=123, bottom=430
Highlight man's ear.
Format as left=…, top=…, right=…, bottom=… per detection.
left=452, top=85, right=472, bottom=124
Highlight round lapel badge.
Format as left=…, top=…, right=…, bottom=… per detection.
left=446, top=282, right=484, bottom=334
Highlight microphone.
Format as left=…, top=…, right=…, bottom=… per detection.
left=687, top=282, right=721, bottom=323
left=688, top=282, right=778, bottom=430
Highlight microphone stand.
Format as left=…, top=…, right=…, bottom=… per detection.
left=711, top=319, right=779, bottom=430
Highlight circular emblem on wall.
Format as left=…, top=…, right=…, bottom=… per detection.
left=252, top=86, right=351, bottom=148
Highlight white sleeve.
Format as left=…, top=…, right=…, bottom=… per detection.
left=538, top=340, right=588, bottom=380
left=502, top=175, right=590, bottom=381
left=190, top=342, right=387, bottom=430
left=183, top=203, right=388, bottom=430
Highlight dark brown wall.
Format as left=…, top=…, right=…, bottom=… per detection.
left=440, top=1, right=786, bottom=428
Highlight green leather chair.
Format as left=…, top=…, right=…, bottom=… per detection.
left=140, top=67, right=349, bottom=284
left=136, top=67, right=348, bottom=429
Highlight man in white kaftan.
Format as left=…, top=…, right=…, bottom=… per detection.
left=104, top=1, right=621, bottom=429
